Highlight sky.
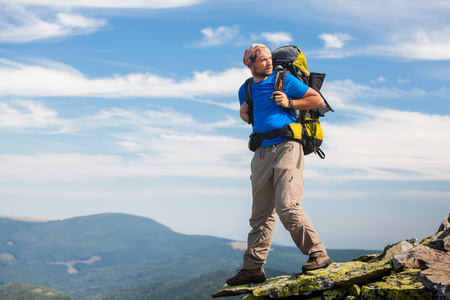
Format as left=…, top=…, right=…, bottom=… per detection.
left=0, top=0, right=449, bottom=251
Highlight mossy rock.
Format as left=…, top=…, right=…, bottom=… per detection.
left=213, top=261, right=392, bottom=299
left=361, top=269, right=433, bottom=300
left=323, top=286, right=349, bottom=299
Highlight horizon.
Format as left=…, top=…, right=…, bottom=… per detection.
left=0, top=0, right=449, bottom=251
left=1, top=211, right=445, bottom=251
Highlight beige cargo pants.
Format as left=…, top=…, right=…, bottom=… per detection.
left=242, top=140, right=327, bottom=269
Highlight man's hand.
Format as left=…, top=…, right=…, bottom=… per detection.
left=240, top=102, right=250, bottom=123
left=272, top=91, right=289, bottom=108
left=272, top=88, right=324, bottom=110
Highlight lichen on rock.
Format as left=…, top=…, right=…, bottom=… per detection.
left=361, top=269, right=433, bottom=300
left=322, top=286, right=349, bottom=299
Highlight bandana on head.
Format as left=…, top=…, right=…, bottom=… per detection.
left=243, top=43, right=271, bottom=68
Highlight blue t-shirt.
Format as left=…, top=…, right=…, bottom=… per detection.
left=239, top=72, right=309, bottom=147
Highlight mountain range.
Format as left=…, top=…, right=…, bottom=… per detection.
left=0, top=213, right=379, bottom=299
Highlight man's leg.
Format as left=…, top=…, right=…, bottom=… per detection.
left=227, top=146, right=276, bottom=285
left=273, top=141, right=331, bottom=271
left=243, top=146, right=278, bottom=269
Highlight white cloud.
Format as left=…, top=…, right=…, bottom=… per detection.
left=308, top=79, right=450, bottom=181
left=315, top=109, right=450, bottom=181
left=4, top=0, right=205, bottom=9
left=0, top=134, right=250, bottom=182
left=370, top=75, right=386, bottom=84
left=383, top=26, right=450, bottom=60
left=0, top=101, right=251, bottom=182
left=0, top=57, right=449, bottom=184
left=194, top=27, right=293, bottom=49
left=318, top=33, right=353, bottom=49
left=248, top=31, right=293, bottom=49
left=0, top=100, right=65, bottom=130
left=304, top=1, right=450, bottom=60
left=0, top=58, right=250, bottom=100
left=0, top=5, right=107, bottom=43
left=195, top=26, right=240, bottom=47
left=1, top=83, right=449, bottom=185
left=0, top=0, right=205, bottom=44
left=260, top=32, right=293, bottom=48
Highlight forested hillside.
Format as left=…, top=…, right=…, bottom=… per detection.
left=0, top=213, right=379, bottom=299
left=0, top=283, right=74, bottom=299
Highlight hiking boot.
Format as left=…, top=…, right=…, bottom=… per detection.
left=226, top=267, right=266, bottom=286
left=302, top=255, right=332, bottom=272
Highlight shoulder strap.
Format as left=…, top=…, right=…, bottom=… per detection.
left=277, top=70, right=302, bottom=123
left=274, top=68, right=288, bottom=92
left=244, top=78, right=253, bottom=125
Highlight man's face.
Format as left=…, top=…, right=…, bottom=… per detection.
left=251, top=54, right=273, bottom=78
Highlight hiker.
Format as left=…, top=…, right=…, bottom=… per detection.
left=226, top=43, right=332, bottom=286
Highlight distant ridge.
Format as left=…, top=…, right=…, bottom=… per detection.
left=0, top=215, right=51, bottom=222
left=0, top=213, right=380, bottom=299
left=0, top=212, right=137, bottom=223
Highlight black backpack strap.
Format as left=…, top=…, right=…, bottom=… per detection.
left=244, top=78, right=253, bottom=125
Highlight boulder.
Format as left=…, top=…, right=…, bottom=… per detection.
left=417, top=264, right=450, bottom=300
left=361, top=269, right=433, bottom=300
left=438, top=214, right=450, bottom=232
left=445, top=236, right=450, bottom=252
left=393, top=244, right=450, bottom=271
left=429, top=228, right=450, bottom=252
left=421, top=214, right=450, bottom=252
left=322, top=286, right=349, bottom=299
left=368, top=240, right=413, bottom=263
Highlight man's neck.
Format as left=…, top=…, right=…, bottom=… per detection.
left=252, top=74, right=269, bottom=83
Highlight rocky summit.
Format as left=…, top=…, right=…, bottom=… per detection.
left=212, top=213, right=450, bottom=300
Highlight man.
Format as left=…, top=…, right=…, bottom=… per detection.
left=226, top=43, right=332, bottom=286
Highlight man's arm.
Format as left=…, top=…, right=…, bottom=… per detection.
left=272, top=88, right=324, bottom=110
left=239, top=101, right=250, bottom=123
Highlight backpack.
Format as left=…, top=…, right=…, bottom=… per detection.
left=245, top=45, right=334, bottom=159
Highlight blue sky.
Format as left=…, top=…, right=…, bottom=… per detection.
left=0, top=0, right=449, bottom=250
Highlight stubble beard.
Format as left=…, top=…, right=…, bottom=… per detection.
left=254, top=66, right=273, bottom=79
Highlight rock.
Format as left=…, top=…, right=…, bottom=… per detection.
left=242, top=295, right=260, bottom=300
left=393, top=244, right=450, bottom=272
left=212, top=261, right=391, bottom=298
left=368, top=240, right=413, bottom=263
left=417, top=263, right=450, bottom=300
left=361, top=269, right=433, bottom=300
left=349, top=284, right=361, bottom=297
left=421, top=214, right=450, bottom=252
left=212, top=214, right=450, bottom=299
left=438, top=214, right=450, bottom=232
left=429, top=228, right=450, bottom=252
left=252, top=261, right=391, bottom=298
left=445, top=236, right=450, bottom=251
left=352, top=254, right=379, bottom=262
left=322, top=286, right=349, bottom=299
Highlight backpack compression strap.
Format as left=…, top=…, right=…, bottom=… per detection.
left=244, top=78, right=253, bottom=125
